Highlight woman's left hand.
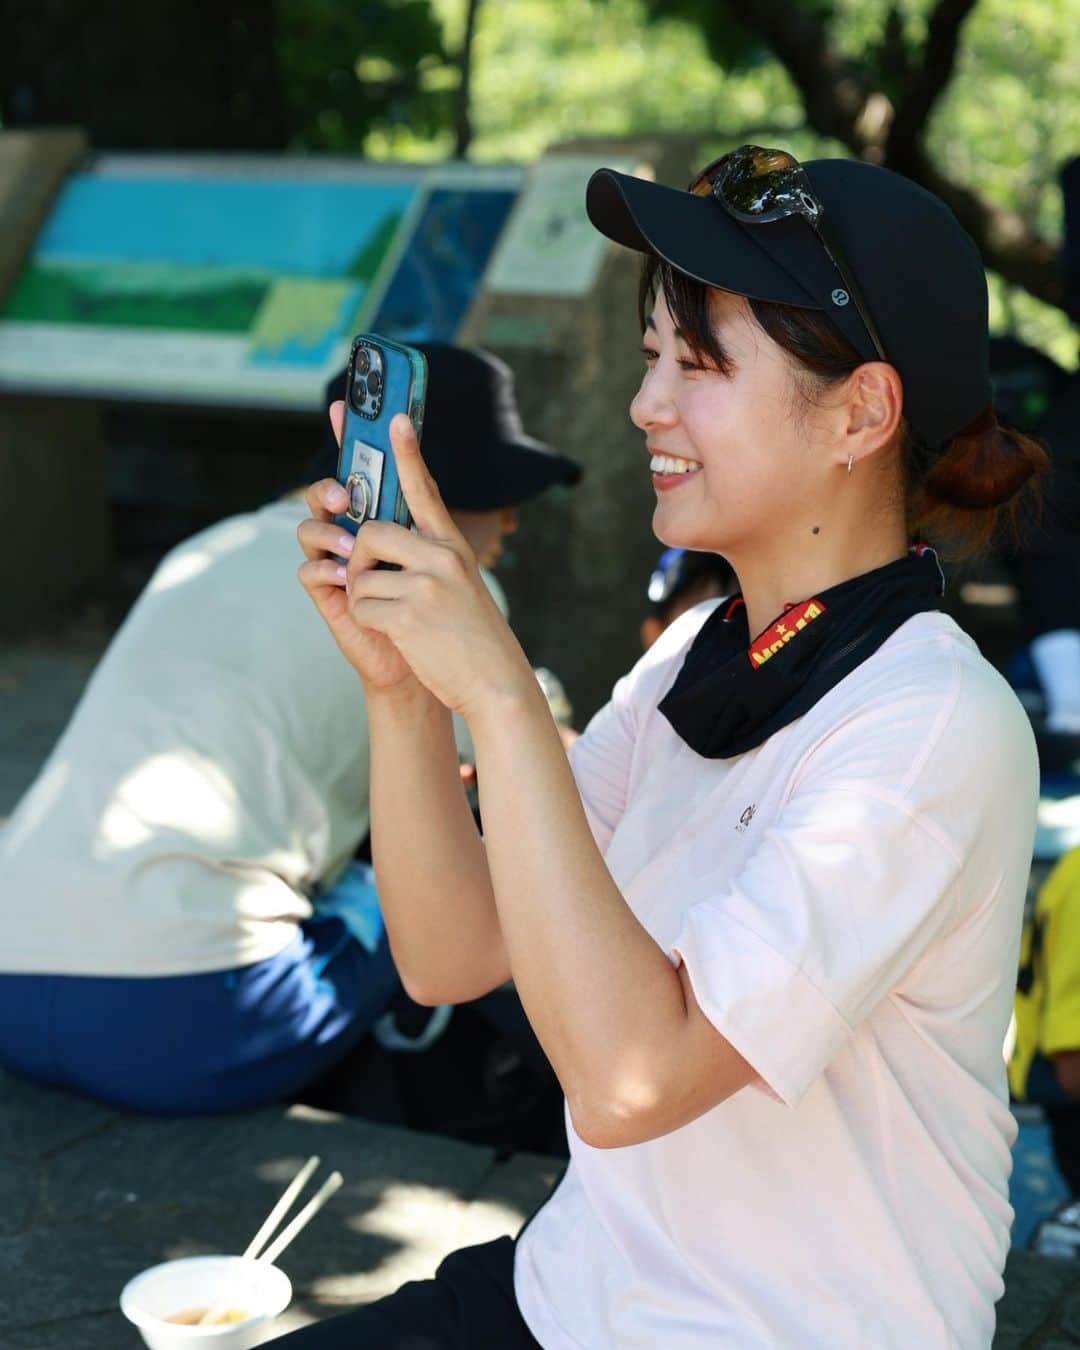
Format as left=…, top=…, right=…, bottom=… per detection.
left=344, top=413, right=535, bottom=718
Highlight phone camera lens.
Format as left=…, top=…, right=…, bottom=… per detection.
left=367, top=369, right=382, bottom=396
left=355, top=348, right=371, bottom=375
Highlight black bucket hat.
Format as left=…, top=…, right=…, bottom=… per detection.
left=586, top=154, right=993, bottom=450
left=322, top=342, right=582, bottom=511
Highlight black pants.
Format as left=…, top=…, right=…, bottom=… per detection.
left=268, top=1237, right=541, bottom=1348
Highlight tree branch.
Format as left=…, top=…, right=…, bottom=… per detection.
left=910, top=147, right=1063, bottom=305
left=717, top=0, right=1064, bottom=310
left=720, top=0, right=876, bottom=150
left=888, top=0, right=979, bottom=160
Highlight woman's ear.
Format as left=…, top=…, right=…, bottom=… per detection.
left=846, top=363, right=903, bottom=453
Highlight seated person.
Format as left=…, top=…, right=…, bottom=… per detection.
left=641, top=546, right=737, bottom=650
left=1011, top=844, right=1080, bottom=1194
left=0, top=342, right=580, bottom=1115
left=989, top=336, right=1080, bottom=769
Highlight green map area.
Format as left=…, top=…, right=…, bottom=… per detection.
left=3, top=260, right=271, bottom=333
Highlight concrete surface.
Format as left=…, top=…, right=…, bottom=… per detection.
left=0, top=1068, right=561, bottom=1346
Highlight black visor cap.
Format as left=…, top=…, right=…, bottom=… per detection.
left=586, top=158, right=992, bottom=449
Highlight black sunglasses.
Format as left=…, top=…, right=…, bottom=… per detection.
left=690, top=145, right=889, bottom=364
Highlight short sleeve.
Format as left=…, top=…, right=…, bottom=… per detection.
left=1041, top=852, right=1080, bottom=1056
left=671, top=782, right=964, bottom=1108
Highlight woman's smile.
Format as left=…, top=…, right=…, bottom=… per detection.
left=649, top=449, right=703, bottom=491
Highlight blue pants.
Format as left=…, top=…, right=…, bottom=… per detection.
left=0, top=917, right=400, bottom=1114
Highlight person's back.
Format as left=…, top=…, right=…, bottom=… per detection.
left=0, top=340, right=582, bottom=1117
left=3, top=497, right=367, bottom=978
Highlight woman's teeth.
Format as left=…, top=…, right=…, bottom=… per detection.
left=650, top=454, right=702, bottom=475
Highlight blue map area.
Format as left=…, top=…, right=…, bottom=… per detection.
left=34, top=174, right=418, bottom=276
left=374, top=188, right=516, bottom=341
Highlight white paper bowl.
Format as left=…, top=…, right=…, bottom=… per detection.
left=120, top=1255, right=292, bottom=1350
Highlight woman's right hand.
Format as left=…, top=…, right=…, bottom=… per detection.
left=296, top=403, right=418, bottom=693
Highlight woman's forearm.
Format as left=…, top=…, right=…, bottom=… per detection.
left=466, top=684, right=694, bottom=1136
left=366, top=680, right=508, bottom=1004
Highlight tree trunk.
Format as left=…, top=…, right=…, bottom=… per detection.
left=453, top=0, right=482, bottom=160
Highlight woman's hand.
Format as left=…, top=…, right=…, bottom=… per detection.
left=342, top=412, right=536, bottom=718
left=297, top=402, right=418, bottom=693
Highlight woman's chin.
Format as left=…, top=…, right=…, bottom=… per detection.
left=652, top=507, right=716, bottom=553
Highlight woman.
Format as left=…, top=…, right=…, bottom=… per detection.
left=285, top=147, right=1048, bottom=1347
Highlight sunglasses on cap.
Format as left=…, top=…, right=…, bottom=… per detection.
left=690, top=145, right=889, bottom=364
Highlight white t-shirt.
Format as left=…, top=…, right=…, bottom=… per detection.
left=1, top=497, right=512, bottom=980
left=1, top=500, right=373, bottom=977
left=515, top=604, right=1038, bottom=1349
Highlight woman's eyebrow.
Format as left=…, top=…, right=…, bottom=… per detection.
left=644, top=315, right=687, bottom=341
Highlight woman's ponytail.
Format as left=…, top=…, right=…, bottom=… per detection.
left=906, top=405, right=1052, bottom=558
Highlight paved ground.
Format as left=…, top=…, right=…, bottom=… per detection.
left=5, top=618, right=1080, bottom=1346
left=0, top=1067, right=561, bottom=1346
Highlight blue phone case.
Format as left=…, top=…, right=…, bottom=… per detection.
left=335, top=333, right=428, bottom=538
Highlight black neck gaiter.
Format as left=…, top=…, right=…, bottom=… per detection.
left=658, top=545, right=946, bottom=759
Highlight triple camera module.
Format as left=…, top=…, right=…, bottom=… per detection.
left=349, top=341, right=384, bottom=420
left=344, top=340, right=386, bottom=525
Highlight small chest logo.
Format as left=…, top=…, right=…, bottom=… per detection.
left=736, top=804, right=757, bottom=833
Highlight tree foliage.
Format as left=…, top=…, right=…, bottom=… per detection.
left=445, top=0, right=1077, bottom=364
left=274, top=0, right=456, bottom=153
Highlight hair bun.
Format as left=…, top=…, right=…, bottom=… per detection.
left=923, top=405, right=1048, bottom=510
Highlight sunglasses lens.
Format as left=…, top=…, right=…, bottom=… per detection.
left=719, top=147, right=804, bottom=220
left=688, top=153, right=732, bottom=198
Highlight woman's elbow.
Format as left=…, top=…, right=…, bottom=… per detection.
left=398, top=961, right=509, bottom=1009
left=568, top=1088, right=663, bottom=1150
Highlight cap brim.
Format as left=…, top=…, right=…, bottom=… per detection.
left=452, top=435, right=582, bottom=512
left=586, top=168, right=820, bottom=308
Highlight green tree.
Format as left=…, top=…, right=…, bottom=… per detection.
left=274, top=0, right=457, bottom=153
left=640, top=0, right=1064, bottom=310
left=441, top=0, right=1076, bottom=363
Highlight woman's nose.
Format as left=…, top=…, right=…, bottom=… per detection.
left=630, top=372, right=676, bottom=432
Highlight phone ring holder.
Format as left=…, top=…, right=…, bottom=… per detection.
left=346, top=472, right=371, bottom=524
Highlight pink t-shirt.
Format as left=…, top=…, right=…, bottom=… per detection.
left=515, top=603, right=1038, bottom=1349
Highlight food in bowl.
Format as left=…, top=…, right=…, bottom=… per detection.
left=165, top=1307, right=250, bottom=1325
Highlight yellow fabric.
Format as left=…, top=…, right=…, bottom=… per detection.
left=1010, top=846, right=1080, bottom=1099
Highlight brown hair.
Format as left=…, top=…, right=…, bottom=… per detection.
left=639, top=257, right=1051, bottom=559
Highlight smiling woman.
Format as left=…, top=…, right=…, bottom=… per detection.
left=282, top=146, right=1050, bottom=1350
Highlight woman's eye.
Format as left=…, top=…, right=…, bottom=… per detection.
left=640, top=346, right=659, bottom=363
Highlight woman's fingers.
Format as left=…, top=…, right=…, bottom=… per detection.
left=297, top=516, right=356, bottom=564
left=298, top=556, right=348, bottom=597
left=329, top=399, right=345, bottom=450
left=304, top=475, right=349, bottom=525
left=345, top=518, right=468, bottom=581
left=389, top=414, right=465, bottom=545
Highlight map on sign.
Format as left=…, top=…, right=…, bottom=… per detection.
left=0, top=157, right=520, bottom=409
left=485, top=153, right=643, bottom=299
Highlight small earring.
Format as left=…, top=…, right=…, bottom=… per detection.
left=847, top=454, right=854, bottom=476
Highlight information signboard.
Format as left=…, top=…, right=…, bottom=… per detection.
left=0, top=156, right=520, bottom=409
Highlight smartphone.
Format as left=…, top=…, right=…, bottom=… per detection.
left=335, top=333, right=428, bottom=538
